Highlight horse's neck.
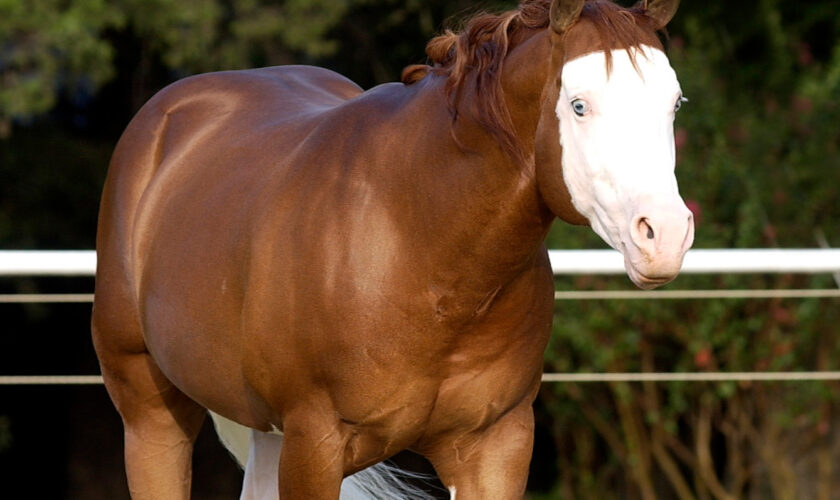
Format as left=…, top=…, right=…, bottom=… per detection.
left=388, top=30, right=554, bottom=289
left=497, top=29, right=553, bottom=159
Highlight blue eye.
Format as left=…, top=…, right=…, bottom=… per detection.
left=571, top=99, right=589, bottom=116
left=675, top=95, right=688, bottom=112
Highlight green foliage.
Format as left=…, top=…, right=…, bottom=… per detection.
left=0, top=0, right=511, bottom=131
left=0, top=0, right=366, bottom=132
left=542, top=1, right=840, bottom=496
left=0, top=0, right=122, bottom=133
left=120, top=0, right=222, bottom=69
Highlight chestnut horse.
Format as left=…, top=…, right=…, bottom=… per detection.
left=92, top=0, right=693, bottom=498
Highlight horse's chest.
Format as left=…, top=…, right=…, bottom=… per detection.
left=427, top=285, right=503, bottom=327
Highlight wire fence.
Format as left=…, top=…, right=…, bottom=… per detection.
left=2, top=249, right=840, bottom=385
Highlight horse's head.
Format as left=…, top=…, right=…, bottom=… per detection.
left=536, top=0, right=693, bottom=289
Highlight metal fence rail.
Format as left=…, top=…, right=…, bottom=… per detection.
left=4, top=248, right=840, bottom=276
left=0, top=250, right=96, bottom=276
left=5, top=289, right=840, bottom=305
left=2, top=249, right=840, bottom=385
left=548, top=248, right=840, bottom=274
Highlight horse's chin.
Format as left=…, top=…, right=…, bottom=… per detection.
left=623, top=254, right=679, bottom=290
left=627, top=269, right=675, bottom=290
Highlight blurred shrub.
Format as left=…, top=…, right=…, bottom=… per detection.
left=541, top=1, right=840, bottom=497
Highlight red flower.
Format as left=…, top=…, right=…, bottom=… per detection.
left=694, top=348, right=712, bottom=369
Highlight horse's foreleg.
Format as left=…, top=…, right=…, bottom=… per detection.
left=424, top=403, right=535, bottom=500
left=97, top=346, right=206, bottom=499
left=275, top=413, right=345, bottom=499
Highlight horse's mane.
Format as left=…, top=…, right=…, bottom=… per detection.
left=401, top=0, right=657, bottom=164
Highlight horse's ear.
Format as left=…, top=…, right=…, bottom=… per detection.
left=644, top=0, right=680, bottom=29
left=550, top=0, right=585, bottom=34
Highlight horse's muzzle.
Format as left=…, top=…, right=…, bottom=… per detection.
left=622, top=201, right=695, bottom=289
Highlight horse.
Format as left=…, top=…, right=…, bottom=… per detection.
left=91, top=0, right=694, bottom=498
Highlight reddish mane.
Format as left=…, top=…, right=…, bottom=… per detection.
left=401, top=0, right=660, bottom=163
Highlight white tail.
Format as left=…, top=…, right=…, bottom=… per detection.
left=209, top=412, right=439, bottom=500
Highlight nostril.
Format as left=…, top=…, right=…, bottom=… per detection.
left=637, top=218, right=654, bottom=240
left=683, top=212, right=696, bottom=250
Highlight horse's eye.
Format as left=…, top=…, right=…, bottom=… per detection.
left=675, top=95, right=688, bottom=112
left=571, top=99, right=589, bottom=117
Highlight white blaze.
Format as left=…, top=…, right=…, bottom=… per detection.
left=556, top=45, right=685, bottom=254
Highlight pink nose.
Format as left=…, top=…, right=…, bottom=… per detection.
left=628, top=203, right=694, bottom=281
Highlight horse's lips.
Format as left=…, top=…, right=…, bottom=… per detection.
left=623, top=251, right=679, bottom=290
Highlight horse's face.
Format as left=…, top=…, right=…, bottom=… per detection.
left=554, top=44, right=694, bottom=289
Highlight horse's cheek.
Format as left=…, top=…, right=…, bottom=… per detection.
left=534, top=112, right=589, bottom=225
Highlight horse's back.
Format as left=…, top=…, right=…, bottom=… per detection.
left=149, top=64, right=363, bottom=125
